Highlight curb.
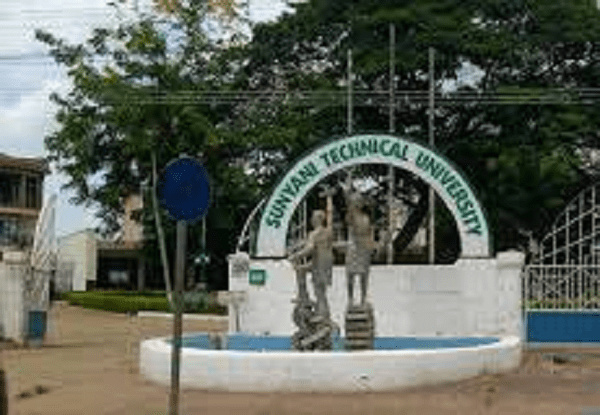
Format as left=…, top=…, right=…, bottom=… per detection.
left=137, top=311, right=228, bottom=322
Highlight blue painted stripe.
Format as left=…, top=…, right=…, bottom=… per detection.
left=527, top=311, right=600, bottom=343
left=173, top=334, right=500, bottom=351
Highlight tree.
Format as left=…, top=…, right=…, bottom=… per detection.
left=232, top=0, right=600, bottom=254
left=36, top=1, right=260, bottom=291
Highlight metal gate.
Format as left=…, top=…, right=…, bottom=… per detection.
left=523, top=183, right=600, bottom=346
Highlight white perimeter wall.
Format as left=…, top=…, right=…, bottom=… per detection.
left=0, top=252, right=28, bottom=342
left=228, top=251, right=524, bottom=338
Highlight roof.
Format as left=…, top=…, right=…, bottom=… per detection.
left=0, top=153, right=47, bottom=174
left=57, top=228, right=96, bottom=242
left=97, top=240, right=143, bottom=251
left=58, top=229, right=143, bottom=251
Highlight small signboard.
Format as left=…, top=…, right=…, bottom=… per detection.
left=249, top=269, right=267, bottom=286
left=157, top=156, right=210, bottom=223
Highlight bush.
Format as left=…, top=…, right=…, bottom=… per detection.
left=62, top=292, right=170, bottom=313
left=84, top=290, right=167, bottom=297
left=61, top=291, right=226, bottom=315
left=182, top=292, right=208, bottom=313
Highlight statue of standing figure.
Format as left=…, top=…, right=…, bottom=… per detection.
left=340, top=173, right=389, bottom=307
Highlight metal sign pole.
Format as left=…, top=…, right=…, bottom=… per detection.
left=155, top=155, right=211, bottom=414
left=169, top=220, right=187, bottom=415
left=387, top=22, right=396, bottom=265
left=347, top=48, right=353, bottom=135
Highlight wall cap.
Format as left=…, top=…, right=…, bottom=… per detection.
left=496, top=250, right=525, bottom=269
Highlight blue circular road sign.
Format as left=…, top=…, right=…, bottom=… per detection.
left=157, top=156, right=210, bottom=222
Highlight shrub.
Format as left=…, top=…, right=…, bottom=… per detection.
left=61, top=291, right=226, bottom=314
left=62, top=292, right=170, bottom=313
left=182, top=292, right=208, bottom=313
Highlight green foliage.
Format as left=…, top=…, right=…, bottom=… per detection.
left=37, top=4, right=262, bottom=289
left=63, top=292, right=170, bottom=313
left=61, top=291, right=227, bottom=314
left=236, top=0, right=600, bottom=252
left=38, top=0, right=600, bottom=264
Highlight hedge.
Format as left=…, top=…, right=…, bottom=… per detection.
left=61, top=291, right=227, bottom=315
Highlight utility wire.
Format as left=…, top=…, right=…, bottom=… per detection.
left=0, top=4, right=280, bottom=21
left=2, top=89, right=600, bottom=106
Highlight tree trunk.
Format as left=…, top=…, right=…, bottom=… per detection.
left=151, top=151, right=174, bottom=310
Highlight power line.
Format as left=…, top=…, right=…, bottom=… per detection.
left=16, top=5, right=284, bottom=13
left=0, top=5, right=282, bottom=20
left=2, top=88, right=600, bottom=106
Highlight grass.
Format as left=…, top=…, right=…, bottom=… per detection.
left=525, top=298, right=600, bottom=310
left=60, top=291, right=227, bottom=315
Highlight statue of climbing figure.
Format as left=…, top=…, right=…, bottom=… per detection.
left=288, top=184, right=336, bottom=319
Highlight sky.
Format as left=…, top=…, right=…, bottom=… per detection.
left=0, top=0, right=290, bottom=238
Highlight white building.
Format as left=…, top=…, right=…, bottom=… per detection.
left=0, top=153, right=47, bottom=343
left=55, top=229, right=97, bottom=292
left=55, top=194, right=147, bottom=292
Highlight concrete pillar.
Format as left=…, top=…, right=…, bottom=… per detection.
left=2, top=252, right=28, bottom=344
left=496, top=250, right=525, bottom=338
left=36, top=176, right=42, bottom=209
left=227, top=253, right=251, bottom=333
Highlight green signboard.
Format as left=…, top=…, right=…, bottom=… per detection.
left=249, top=269, right=267, bottom=285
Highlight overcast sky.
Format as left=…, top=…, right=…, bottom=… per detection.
left=0, top=0, right=289, bottom=238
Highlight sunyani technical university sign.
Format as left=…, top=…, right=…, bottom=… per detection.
left=255, top=134, right=490, bottom=258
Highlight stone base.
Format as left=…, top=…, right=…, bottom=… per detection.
left=345, top=303, right=375, bottom=350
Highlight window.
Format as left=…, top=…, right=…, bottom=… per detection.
left=26, top=176, right=40, bottom=209
left=0, top=217, right=18, bottom=245
left=0, top=172, right=20, bottom=207
left=108, top=270, right=129, bottom=285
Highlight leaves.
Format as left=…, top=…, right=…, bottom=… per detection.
left=235, top=0, right=600, bottom=251
left=38, top=0, right=600, bottom=267
left=37, top=3, right=262, bottom=289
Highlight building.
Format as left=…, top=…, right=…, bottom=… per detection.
left=56, top=194, right=148, bottom=292
left=0, top=153, right=46, bottom=342
left=0, top=153, right=46, bottom=250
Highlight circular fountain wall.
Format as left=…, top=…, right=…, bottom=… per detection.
left=140, top=333, right=521, bottom=392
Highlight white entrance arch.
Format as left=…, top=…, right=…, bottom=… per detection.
left=255, top=134, right=490, bottom=258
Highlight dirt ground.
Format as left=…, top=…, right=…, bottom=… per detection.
left=3, top=305, right=600, bottom=415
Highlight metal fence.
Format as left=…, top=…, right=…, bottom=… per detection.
left=521, top=183, right=600, bottom=344
left=522, top=264, right=600, bottom=310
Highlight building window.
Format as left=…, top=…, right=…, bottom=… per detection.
left=0, top=173, right=20, bottom=207
left=0, top=217, right=19, bottom=245
left=26, top=176, right=40, bottom=209
left=108, top=270, right=129, bottom=285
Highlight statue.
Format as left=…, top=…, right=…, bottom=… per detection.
left=288, top=185, right=338, bottom=350
left=287, top=175, right=389, bottom=350
left=340, top=174, right=389, bottom=307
